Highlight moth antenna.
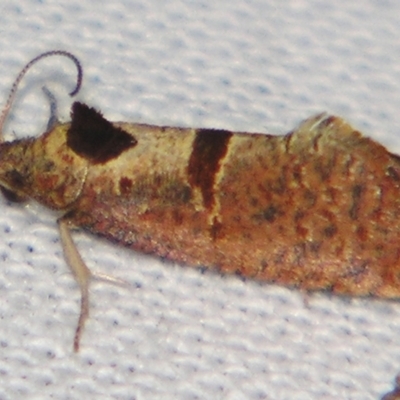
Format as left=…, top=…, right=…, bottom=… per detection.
left=42, top=86, right=59, bottom=130
left=0, top=50, right=83, bottom=141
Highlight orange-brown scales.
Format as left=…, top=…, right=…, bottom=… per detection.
left=1, top=102, right=400, bottom=299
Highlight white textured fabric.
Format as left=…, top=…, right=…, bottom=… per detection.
left=0, top=1, right=399, bottom=399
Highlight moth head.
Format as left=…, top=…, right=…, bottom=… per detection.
left=0, top=51, right=84, bottom=208
left=0, top=125, right=88, bottom=210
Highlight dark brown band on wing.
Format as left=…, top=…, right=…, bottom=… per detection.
left=188, top=128, right=232, bottom=209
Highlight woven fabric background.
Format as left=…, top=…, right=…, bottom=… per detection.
left=0, top=1, right=399, bottom=399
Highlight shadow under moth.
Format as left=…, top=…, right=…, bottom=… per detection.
left=1, top=51, right=400, bottom=352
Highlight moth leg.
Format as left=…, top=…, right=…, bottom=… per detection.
left=92, top=272, right=130, bottom=288
left=58, top=217, right=92, bottom=352
left=41, top=86, right=59, bottom=130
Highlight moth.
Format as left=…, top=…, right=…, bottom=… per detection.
left=2, top=51, right=400, bottom=351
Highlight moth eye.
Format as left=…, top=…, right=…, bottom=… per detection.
left=5, top=169, right=26, bottom=190
left=0, top=186, right=27, bottom=203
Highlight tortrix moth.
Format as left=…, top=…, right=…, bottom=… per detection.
left=2, top=51, right=400, bottom=351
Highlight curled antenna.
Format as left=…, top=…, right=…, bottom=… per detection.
left=0, top=50, right=83, bottom=140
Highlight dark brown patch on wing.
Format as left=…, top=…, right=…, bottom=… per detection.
left=349, top=184, right=363, bottom=220
left=252, top=205, right=285, bottom=223
left=67, top=102, right=137, bottom=164
left=187, top=129, right=232, bottom=209
left=119, top=177, right=133, bottom=195
left=323, top=224, right=338, bottom=238
left=210, top=217, right=223, bottom=240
